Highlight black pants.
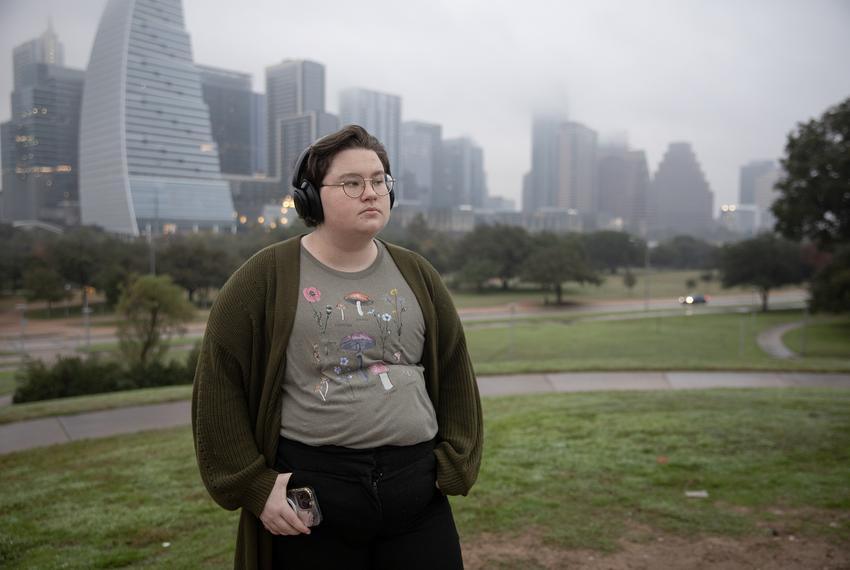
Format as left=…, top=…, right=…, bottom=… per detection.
left=272, top=436, right=464, bottom=569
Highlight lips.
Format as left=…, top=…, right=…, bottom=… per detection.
left=360, top=207, right=381, bottom=214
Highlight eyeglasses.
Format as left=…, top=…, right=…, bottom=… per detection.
left=321, top=174, right=395, bottom=198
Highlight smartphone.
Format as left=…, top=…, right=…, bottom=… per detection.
left=286, top=486, right=322, bottom=527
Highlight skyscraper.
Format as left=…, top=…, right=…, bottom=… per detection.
left=12, top=20, right=64, bottom=87
left=197, top=64, right=252, bottom=175
left=649, top=142, right=714, bottom=236
left=753, top=166, right=781, bottom=231
left=597, top=143, right=650, bottom=234
left=439, top=137, right=487, bottom=209
left=557, top=121, right=598, bottom=221
left=79, top=0, right=235, bottom=235
left=250, top=92, right=267, bottom=175
left=339, top=88, right=401, bottom=183
left=1, top=24, right=84, bottom=226
left=400, top=121, right=442, bottom=208
left=524, top=116, right=561, bottom=213
left=525, top=117, right=598, bottom=225
left=739, top=159, right=775, bottom=205
left=265, top=59, right=336, bottom=185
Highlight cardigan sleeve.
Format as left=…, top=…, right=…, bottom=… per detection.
left=424, top=260, right=484, bottom=496
left=191, top=256, right=280, bottom=518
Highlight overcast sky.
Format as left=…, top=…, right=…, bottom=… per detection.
left=2, top=0, right=849, bottom=210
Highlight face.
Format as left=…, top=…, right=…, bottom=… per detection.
left=319, top=148, right=391, bottom=239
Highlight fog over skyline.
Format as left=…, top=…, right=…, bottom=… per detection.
left=2, top=0, right=849, bottom=212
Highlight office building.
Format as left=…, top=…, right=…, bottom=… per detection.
left=597, top=144, right=650, bottom=234
left=524, top=116, right=561, bottom=213
left=250, top=92, right=267, bottom=174
left=265, top=60, right=337, bottom=186
left=339, top=87, right=401, bottom=182
left=197, top=64, right=252, bottom=175
left=754, top=166, right=781, bottom=231
left=79, top=0, right=236, bottom=235
left=648, top=142, right=714, bottom=236
left=739, top=159, right=775, bottom=205
left=524, top=117, right=599, bottom=226
left=400, top=121, right=442, bottom=208
left=439, top=137, right=487, bottom=209
left=558, top=121, right=598, bottom=223
left=1, top=24, right=84, bottom=226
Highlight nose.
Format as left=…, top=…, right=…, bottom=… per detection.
left=361, top=179, right=380, bottom=199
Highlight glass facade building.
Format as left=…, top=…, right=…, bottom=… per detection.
left=79, top=0, right=235, bottom=236
left=1, top=25, right=84, bottom=227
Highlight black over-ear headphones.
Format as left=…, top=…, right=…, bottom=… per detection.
left=291, top=141, right=395, bottom=226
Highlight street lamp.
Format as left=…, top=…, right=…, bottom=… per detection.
left=15, top=303, right=27, bottom=353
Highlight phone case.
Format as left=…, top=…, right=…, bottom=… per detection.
left=286, top=486, right=323, bottom=527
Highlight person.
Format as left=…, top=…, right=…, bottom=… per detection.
left=192, top=124, right=483, bottom=569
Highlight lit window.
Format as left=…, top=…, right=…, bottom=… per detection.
left=163, top=223, right=177, bottom=235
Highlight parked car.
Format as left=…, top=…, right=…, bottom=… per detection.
left=678, top=294, right=709, bottom=305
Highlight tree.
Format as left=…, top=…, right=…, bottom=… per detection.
left=456, top=258, right=501, bottom=292
left=622, top=268, right=637, bottom=294
left=582, top=231, right=643, bottom=274
left=809, top=246, right=850, bottom=313
left=719, top=234, right=811, bottom=312
left=773, top=96, right=850, bottom=250
left=453, top=224, right=532, bottom=289
left=116, top=275, right=195, bottom=366
left=651, top=235, right=718, bottom=269
left=520, top=233, right=600, bottom=305
left=22, top=266, right=67, bottom=317
left=50, top=227, right=110, bottom=308
left=158, top=235, right=236, bottom=303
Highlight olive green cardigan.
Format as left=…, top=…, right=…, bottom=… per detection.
left=192, top=235, right=483, bottom=569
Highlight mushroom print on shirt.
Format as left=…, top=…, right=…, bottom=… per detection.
left=279, top=241, right=439, bottom=449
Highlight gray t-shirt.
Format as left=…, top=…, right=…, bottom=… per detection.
left=280, top=241, right=439, bottom=448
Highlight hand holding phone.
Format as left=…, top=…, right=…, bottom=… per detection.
left=286, top=486, right=323, bottom=527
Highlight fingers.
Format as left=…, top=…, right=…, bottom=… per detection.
left=280, top=502, right=312, bottom=535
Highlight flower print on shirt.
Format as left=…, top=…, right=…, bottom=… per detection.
left=372, top=312, right=392, bottom=361
left=386, top=288, right=407, bottom=337
left=303, top=287, right=331, bottom=333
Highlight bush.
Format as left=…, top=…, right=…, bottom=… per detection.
left=12, top=347, right=201, bottom=403
left=13, top=357, right=125, bottom=403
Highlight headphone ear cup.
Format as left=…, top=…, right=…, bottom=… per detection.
left=293, top=181, right=323, bottom=225
left=389, top=189, right=395, bottom=209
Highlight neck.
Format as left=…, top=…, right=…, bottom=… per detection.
left=302, top=228, right=378, bottom=272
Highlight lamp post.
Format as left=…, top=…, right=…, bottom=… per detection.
left=15, top=303, right=27, bottom=353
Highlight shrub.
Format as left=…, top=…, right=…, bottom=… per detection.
left=13, top=357, right=124, bottom=403
left=12, top=345, right=201, bottom=403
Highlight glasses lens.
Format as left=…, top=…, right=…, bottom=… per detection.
left=383, top=174, right=394, bottom=194
left=342, top=178, right=365, bottom=197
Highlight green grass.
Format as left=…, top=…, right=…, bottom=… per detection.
left=467, top=309, right=850, bottom=375
left=3, top=309, right=847, bottom=424
left=0, top=389, right=847, bottom=568
left=784, top=317, right=850, bottom=359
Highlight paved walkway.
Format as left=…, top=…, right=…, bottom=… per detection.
left=2, top=371, right=850, bottom=455
left=757, top=321, right=804, bottom=359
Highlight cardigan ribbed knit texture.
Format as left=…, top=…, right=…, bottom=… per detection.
left=191, top=235, right=483, bottom=570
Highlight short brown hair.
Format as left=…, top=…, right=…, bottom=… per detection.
left=303, top=124, right=391, bottom=191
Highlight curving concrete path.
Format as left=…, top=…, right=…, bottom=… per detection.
left=2, top=371, right=850, bottom=456
left=757, top=321, right=804, bottom=359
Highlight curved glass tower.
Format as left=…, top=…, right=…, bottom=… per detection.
left=80, top=0, right=235, bottom=235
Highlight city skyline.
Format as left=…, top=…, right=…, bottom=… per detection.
left=1, top=0, right=849, bottom=211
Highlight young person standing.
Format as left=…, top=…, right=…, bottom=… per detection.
left=192, top=125, right=482, bottom=569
